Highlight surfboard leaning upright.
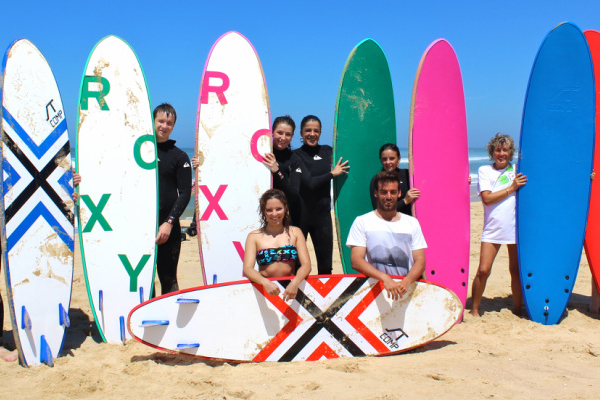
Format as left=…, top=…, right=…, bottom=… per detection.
left=409, top=39, right=470, bottom=319
left=195, top=31, right=271, bottom=285
left=333, top=39, right=396, bottom=274
left=0, top=39, right=74, bottom=367
left=77, top=36, right=157, bottom=342
left=518, top=22, right=595, bottom=325
left=583, top=29, right=600, bottom=298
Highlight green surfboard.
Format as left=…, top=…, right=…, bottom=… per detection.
left=333, top=39, right=396, bottom=273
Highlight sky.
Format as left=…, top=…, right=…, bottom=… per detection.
left=1, top=0, right=599, bottom=150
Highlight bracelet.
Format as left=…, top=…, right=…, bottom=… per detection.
left=506, top=188, right=510, bottom=197
left=276, top=171, right=284, bottom=179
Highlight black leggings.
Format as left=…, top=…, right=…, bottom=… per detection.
left=301, top=211, right=333, bottom=275
left=156, top=220, right=181, bottom=295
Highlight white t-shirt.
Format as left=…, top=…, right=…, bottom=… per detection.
left=346, top=211, right=427, bottom=277
left=477, top=163, right=516, bottom=244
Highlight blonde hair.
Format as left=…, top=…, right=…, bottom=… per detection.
left=486, top=133, right=515, bottom=161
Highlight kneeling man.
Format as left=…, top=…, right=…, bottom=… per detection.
left=346, top=170, right=427, bottom=300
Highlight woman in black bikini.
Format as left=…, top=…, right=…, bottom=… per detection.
left=243, top=189, right=311, bottom=301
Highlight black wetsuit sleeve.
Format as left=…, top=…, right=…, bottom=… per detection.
left=397, top=168, right=412, bottom=214
left=273, top=163, right=302, bottom=199
left=303, top=169, right=332, bottom=191
left=167, top=154, right=192, bottom=221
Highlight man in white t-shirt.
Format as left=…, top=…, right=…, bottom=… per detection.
left=346, top=170, right=427, bottom=300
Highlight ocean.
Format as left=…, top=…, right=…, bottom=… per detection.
left=179, top=147, right=495, bottom=220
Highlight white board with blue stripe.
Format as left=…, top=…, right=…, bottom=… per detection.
left=0, top=39, right=74, bottom=367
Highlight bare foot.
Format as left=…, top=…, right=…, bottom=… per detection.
left=0, top=347, right=17, bottom=362
left=469, top=309, right=481, bottom=317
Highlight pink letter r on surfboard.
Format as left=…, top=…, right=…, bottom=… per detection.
left=200, top=71, right=230, bottom=105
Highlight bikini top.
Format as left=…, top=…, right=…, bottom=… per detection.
left=256, top=244, right=298, bottom=267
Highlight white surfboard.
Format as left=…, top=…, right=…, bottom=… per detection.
left=0, top=39, right=74, bottom=367
left=77, top=36, right=157, bottom=343
left=128, top=276, right=463, bottom=362
left=195, top=31, right=271, bottom=285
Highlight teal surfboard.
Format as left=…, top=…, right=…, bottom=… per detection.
left=517, top=22, right=595, bottom=325
left=333, top=39, right=396, bottom=274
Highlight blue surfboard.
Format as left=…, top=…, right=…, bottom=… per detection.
left=517, top=22, right=595, bottom=325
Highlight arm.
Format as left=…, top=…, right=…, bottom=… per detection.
left=156, top=154, right=193, bottom=245
left=400, top=170, right=419, bottom=209
left=396, top=249, right=425, bottom=292
left=480, top=173, right=527, bottom=206
left=281, top=227, right=312, bottom=301
left=72, top=172, right=81, bottom=202
left=350, top=246, right=408, bottom=301
left=242, top=233, right=281, bottom=296
left=264, top=153, right=302, bottom=200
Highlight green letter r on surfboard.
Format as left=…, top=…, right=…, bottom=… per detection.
left=81, top=76, right=110, bottom=111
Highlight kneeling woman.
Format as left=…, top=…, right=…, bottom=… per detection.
left=243, top=189, right=312, bottom=301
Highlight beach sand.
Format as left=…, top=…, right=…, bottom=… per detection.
left=1, top=203, right=600, bottom=399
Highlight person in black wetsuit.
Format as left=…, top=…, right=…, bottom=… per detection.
left=294, top=115, right=349, bottom=275
left=369, top=143, right=420, bottom=215
left=154, top=103, right=192, bottom=295
left=262, top=116, right=306, bottom=227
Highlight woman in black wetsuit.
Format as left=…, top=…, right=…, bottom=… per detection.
left=294, top=115, right=349, bottom=275
left=262, top=116, right=306, bottom=227
left=369, top=143, right=420, bottom=215
left=243, top=189, right=311, bottom=302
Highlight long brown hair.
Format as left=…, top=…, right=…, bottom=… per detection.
left=258, top=189, right=291, bottom=234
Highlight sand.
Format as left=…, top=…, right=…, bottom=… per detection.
left=1, top=203, right=600, bottom=399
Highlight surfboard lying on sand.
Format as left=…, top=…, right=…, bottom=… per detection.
left=334, top=39, right=396, bottom=274
left=128, top=275, right=463, bottom=362
left=0, top=39, right=74, bottom=367
left=518, top=22, right=595, bottom=325
left=77, top=35, right=157, bottom=343
left=195, top=31, right=271, bottom=285
left=409, top=39, right=470, bottom=321
left=583, top=29, right=600, bottom=297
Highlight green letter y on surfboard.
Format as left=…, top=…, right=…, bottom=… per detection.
left=119, top=254, right=151, bottom=292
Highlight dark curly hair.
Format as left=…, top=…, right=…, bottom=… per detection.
left=258, top=189, right=291, bottom=234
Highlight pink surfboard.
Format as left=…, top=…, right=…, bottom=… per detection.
left=409, top=39, right=470, bottom=320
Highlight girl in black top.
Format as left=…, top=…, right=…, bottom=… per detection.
left=294, top=115, right=349, bottom=275
left=369, top=143, right=420, bottom=215
left=262, top=116, right=306, bottom=227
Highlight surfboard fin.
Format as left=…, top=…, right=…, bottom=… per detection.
left=140, top=320, right=170, bottom=327
left=21, top=306, right=32, bottom=330
left=139, top=287, right=144, bottom=303
left=176, top=298, right=200, bottom=304
left=176, top=343, right=200, bottom=350
left=59, top=303, right=70, bottom=328
left=99, top=290, right=104, bottom=313
left=40, top=335, right=54, bottom=367
left=213, top=274, right=217, bottom=284
left=120, top=316, right=126, bottom=343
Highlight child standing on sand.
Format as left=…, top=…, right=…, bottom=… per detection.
left=470, top=133, right=527, bottom=317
